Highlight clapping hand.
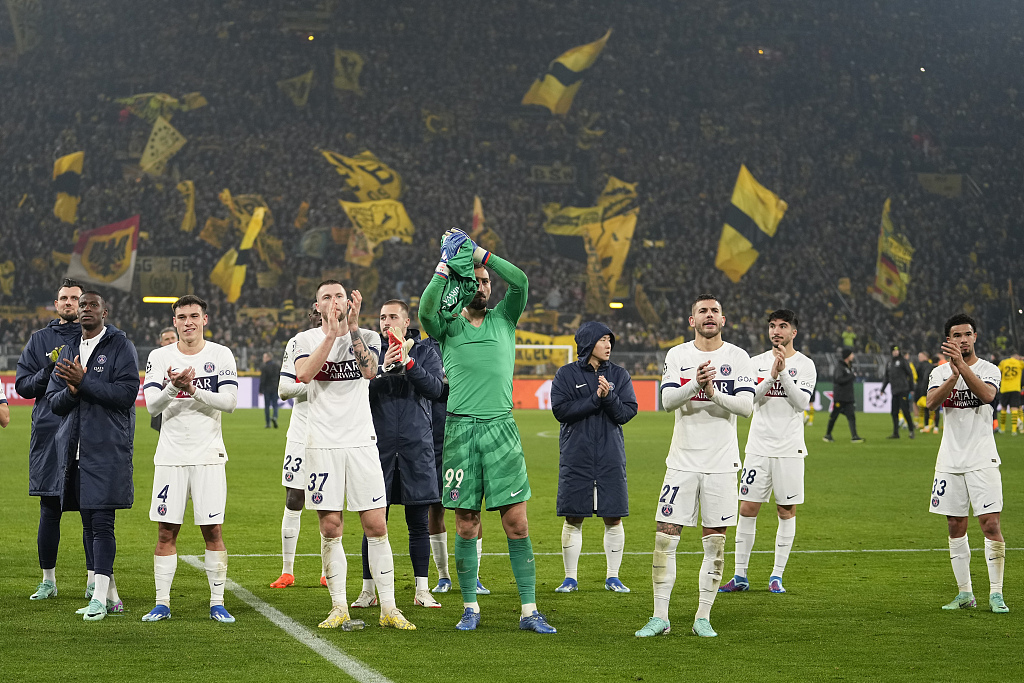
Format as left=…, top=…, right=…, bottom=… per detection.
left=696, top=360, right=716, bottom=397
left=168, top=366, right=196, bottom=395
left=55, top=355, right=85, bottom=394
left=597, top=375, right=611, bottom=398
left=771, top=346, right=786, bottom=379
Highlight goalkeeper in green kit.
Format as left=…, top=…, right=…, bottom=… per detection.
left=418, top=228, right=556, bottom=634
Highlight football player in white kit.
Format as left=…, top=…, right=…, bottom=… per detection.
left=720, top=309, right=816, bottom=595
left=271, top=302, right=326, bottom=589
left=293, top=280, right=415, bottom=630
left=635, top=294, right=754, bottom=639
left=141, top=295, right=239, bottom=623
left=925, top=313, right=1008, bottom=613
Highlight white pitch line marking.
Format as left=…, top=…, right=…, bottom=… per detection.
left=181, top=555, right=393, bottom=683
left=224, top=548, right=1024, bottom=558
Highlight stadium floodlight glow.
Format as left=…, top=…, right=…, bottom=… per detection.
left=920, top=67, right=925, bottom=72
left=142, top=296, right=179, bottom=304
left=608, top=302, right=624, bottom=309
left=308, top=35, right=314, bottom=41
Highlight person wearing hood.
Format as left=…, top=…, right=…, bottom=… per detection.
left=16, top=278, right=89, bottom=601
left=351, top=299, right=445, bottom=611
left=881, top=344, right=915, bottom=439
left=823, top=347, right=864, bottom=443
left=550, top=321, right=638, bottom=594
left=45, top=290, right=139, bottom=621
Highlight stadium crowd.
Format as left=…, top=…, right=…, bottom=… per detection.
left=1, top=0, right=1022, bottom=363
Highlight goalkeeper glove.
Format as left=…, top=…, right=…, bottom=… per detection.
left=439, top=228, right=472, bottom=263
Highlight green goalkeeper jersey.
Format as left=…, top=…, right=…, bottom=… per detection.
left=419, top=253, right=528, bottom=419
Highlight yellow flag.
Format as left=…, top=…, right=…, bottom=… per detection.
left=7, top=0, right=43, bottom=54
left=116, top=93, right=181, bottom=124
left=0, top=260, right=15, bottom=295
left=469, top=196, right=504, bottom=254
left=181, top=92, right=208, bottom=111
left=868, top=199, right=915, bottom=309
left=277, top=70, right=313, bottom=107
left=176, top=181, right=196, bottom=232
left=339, top=199, right=415, bottom=248
left=140, top=117, right=187, bottom=175
left=334, top=49, right=364, bottom=94
left=542, top=203, right=603, bottom=235
left=66, top=216, right=140, bottom=292
left=345, top=228, right=376, bottom=267
left=294, top=200, right=310, bottom=230
left=584, top=210, right=637, bottom=312
left=199, top=216, right=232, bottom=249
left=714, top=165, right=788, bottom=283
left=321, top=150, right=403, bottom=200
left=597, top=176, right=638, bottom=219
left=210, top=208, right=265, bottom=303
left=635, top=283, right=659, bottom=327
left=522, top=29, right=611, bottom=115
left=52, top=151, right=84, bottom=223
left=218, top=189, right=271, bottom=233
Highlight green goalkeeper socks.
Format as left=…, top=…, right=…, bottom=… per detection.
left=508, top=536, right=537, bottom=605
left=454, top=534, right=479, bottom=604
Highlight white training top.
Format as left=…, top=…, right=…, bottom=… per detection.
left=746, top=350, right=817, bottom=457
left=928, top=359, right=1001, bottom=473
left=279, top=334, right=309, bottom=444
left=661, top=340, right=755, bottom=473
left=144, top=341, right=238, bottom=466
left=292, top=327, right=380, bottom=449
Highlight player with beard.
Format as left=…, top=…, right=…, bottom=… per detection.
left=926, top=313, right=1008, bottom=613
left=636, top=294, right=754, bottom=638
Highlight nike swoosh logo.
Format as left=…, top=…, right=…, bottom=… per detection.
left=381, top=569, right=392, bottom=575
left=527, top=558, right=534, bottom=563
left=326, top=574, right=337, bottom=580
left=511, top=489, right=524, bottom=497
left=575, top=383, right=587, bottom=388
left=983, top=502, right=996, bottom=508
left=283, top=534, right=297, bottom=539
left=213, top=582, right=224, bottom=587
left=208, top=513, right=220, bottom=518
left=562, top=546, right=573, bottom=549
left=611, top=549, right=621, bottom=553
left=787, top=494, right=798, bottom=500
left=721, top=515, right=734, bottom=521
left=372, top=495, right=384, bottom=502
left=681, top=367, right=693, bottom=372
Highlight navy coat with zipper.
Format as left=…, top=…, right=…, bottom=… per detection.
left=422, top=336, right=449, bottom=489
left=45, top=325, right=138, bottom=510
left=550, top=321, right=638, bottom=518
left=16, top=319, right=83, bottom=496
left=368, top=329, right=444, bottom=506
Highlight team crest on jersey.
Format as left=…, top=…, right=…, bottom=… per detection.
left=661, top=504, right=673, bottom=516
left=204, top=362, right=215, bottom=373
left=311, top=492, right=323, bottom=504
left=720, top=364, right=732, bottom=376
left=96, top=355, right=106, bottom=365
left=740, top=485, right=749, bottom=495
left=931, top=496, right=940, bottom=508
left=450, top=490, right=460, bottom=501
left=285, top=473, right=294, bottom=482
left=157, top=504, right=167, bottom=516
left=789, top=368, right=798, bottom=377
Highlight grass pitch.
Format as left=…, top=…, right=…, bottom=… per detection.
left=1, top=406, right=1021, bottom=682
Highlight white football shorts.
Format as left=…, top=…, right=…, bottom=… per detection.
left=304, top=446, right=386, bottom=512
left=738, top=453, right=805, bottom=505
left=150, top=464, right=227, bottom=525
left=281, top=440, right=307, bottom=489
left=929, top=468, right=1003, bottom=517
left=654, top=469, right=738, bottom=528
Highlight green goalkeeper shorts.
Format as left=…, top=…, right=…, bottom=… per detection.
left=441, top=412, right=531, bottom=511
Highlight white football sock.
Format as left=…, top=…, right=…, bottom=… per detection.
left=696, top=534, right=726, bottom=620
left=154, top=554, right=177, bottom=607
left=415, top=576, right=428, bottom=592
left=521, top=602, right=537, bottom=618
left=361, top=577, right=376, bottom=593
left=281, top=507, right=301, bottom=575
left=561, top=521, right=583, bottom=580
left=108, top=575, right=120, bottom=603
left=93, top=573, right=110, bottom=605
left=652, top=532, right=679, bottom=621
left=322, top=535, right=347, bottom=608
left=734, top=515, right=756, bottom=578
left=772, top=516, right=796, bottom=578
left=429, top=532, right=450, bottom=580
left=205, top=549, right=228, bottom=607
left=604, top=523, right=625, bottom=579
left=368, top=535, right=396, bottom=610
left=985, top=538, right=1005, bottom=594
left=43, top=568, right=56, bottom=583
left=949, top=535, right=972, bottom=593
left=464, top=600, right=480, bottom=613
left=86, top=569, right=94, bottom=585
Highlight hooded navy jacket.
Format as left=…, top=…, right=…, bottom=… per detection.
left=16, top=319, right=82, bottom=496
left=550, top=321, right=638, bottom=517
left=368, top=329, right=444, bottom=506
left=45, top=325, right=138, bottom=510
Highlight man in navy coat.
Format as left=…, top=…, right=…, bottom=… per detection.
left=550, top=321, right=638, bottom=593
left=16, top=278, right=87, bottom=600
left=46, top=291, right=139, bottom=621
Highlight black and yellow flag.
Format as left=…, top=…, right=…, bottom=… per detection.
left=334, top=49, right=364, bottom=94
left=868, top=199, right=915, bottom=309
left=584, top=210, right=637, bottom=313
left=177, top=180, right=196, bottom=232
left=321, top=150, right=403, bottom=201
left=714, top=165, right=788, bottom=283
left=0, top=260, right=15, bottom=295
left=339, top=199, right=415, bottom=248
left=52, top=152, right=84, bottom=223
left=140, top=117, right=187, bottom=175
left=277, top=70, right=313, bottom=107
left=210, top=208, right=265, bottom=303
left=522, top=29, right=611, bottom=115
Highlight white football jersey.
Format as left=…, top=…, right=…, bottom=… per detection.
left=929, top=359, right=1001, bottom=473
left=280, top=335, right=309, bottom=444
left=661, top=340, right=755, bottom=473
left=0, top=384, right=7, bottom=403
left=144, top=341, right=238, bottom=466
left=292, top=327, right=380, bottom=449
left=746, top=350, right=817, bottom=457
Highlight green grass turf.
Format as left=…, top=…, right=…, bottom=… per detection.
left=1, top=406, right=1021, bottom=681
